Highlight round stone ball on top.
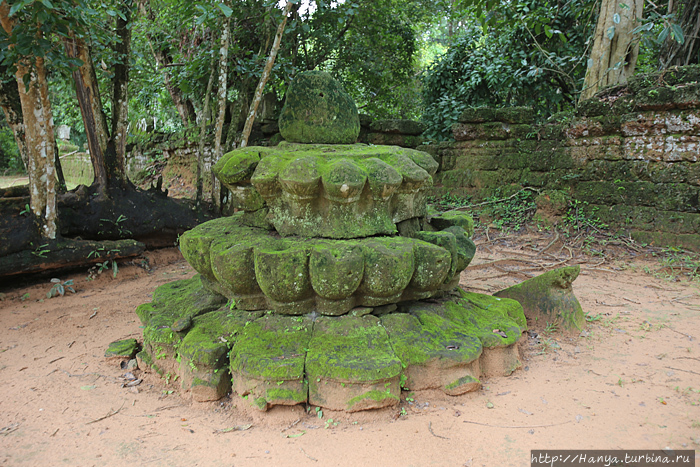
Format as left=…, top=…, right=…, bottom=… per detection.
left=279, top=71, right=360, bottom=144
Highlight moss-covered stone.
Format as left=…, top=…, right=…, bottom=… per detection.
left=139, top=276, right=226, bottom=376
left=179, top=217, right=242, bottom=282
left=105, top=339, right=139, bottom=359
left=399, top=293, right=525, bottom=377
left=278, top=71, right=360, bottom=144
left=212, top=147, right=261, bottom=185
left=357, top=238, right=414, bottom=305
left=429, top=210, right=475, bottom=237
left=364, top=133, right=425, bottom=148
left=230, top=315, right=312, bottom=410
left=381, top=312, right=482, bottom=395
left=214, top=143, right=438, bottom=239
left=369, top=119, right=425, bottom=135
left=177, top=308, right=261, bottom=401
left=309, top=243, right=364, bottom=301
left=255, top=245, right=314, bottom=314
left=494, top=266, right=584, bottom=332
left=306, top=315, right=402, bottom=411
left=458, top=107, right=498, bottom=123
left=183, top=217, right=470, bottom=314
left=452, top=122, right=532, bottom=141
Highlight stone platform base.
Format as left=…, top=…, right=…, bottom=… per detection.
left=136, top=276, right=526, bottom=411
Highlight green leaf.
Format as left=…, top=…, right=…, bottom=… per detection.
left=40, top=0, right=54, bottom=8
left=9, top=0, right=29, bottom=16
left=544, top=25, right=553, bottom=39
left=217, top=3, right=233, bottom=17
left=671, top=23, right=685, bottom=45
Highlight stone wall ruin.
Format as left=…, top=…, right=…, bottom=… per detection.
left=426, top=65, right=700, bottom=251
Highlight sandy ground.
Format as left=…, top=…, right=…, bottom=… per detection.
left=1, top=230, right=699, bottom=467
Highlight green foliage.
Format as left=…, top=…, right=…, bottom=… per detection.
left=431, top=189, right=537, bottom=232
left=422, top=0, right=597, bottom=140
left=0, top=125, right=22, bottom=174
left=562, top=199, right=608, bottom=233
left=652, top=246, right=700, bottom=282
left=322, top=1, right=421, bottom=119
left=47, top=278, right=75, bottom=298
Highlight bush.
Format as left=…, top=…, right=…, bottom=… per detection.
left=0, top=126, right=24, bottom=174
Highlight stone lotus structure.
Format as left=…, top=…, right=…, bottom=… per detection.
left=135, top=71, right=526, bottom=412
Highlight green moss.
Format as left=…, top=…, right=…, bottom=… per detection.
left=135, top=303, right=156, bottom=326
left=445, top=374, right=480, bottom=391
left=266, top=387, right=308, bottom=404
left=105, top=339, right=139, bottom=358
left=306, top=315, right=402, bottom=383
left=230, top=315, right=311, bottom=381
left=180, top=217, right=247, bottom=281
left=404, top=291, right=526, bottom=349
left=429, top=211, right=475, bottom=237
left=459, top=290, right=527, bottom=330
left=254, top=245, right=312, bottom=305
left=494, top=266, right=583, bottom=331
left=253, top=397, right=268, bottom=410
left=212, top=147, right=261, bottom=185
left=346, top=390, right=400, bottom=409
left=215, top=143, right=437, bottom=239
left=382, top=311, right=482, bottom=369
left=279, top=71, right=360, bottom=144
left=182, top=218, right=470, bottom=315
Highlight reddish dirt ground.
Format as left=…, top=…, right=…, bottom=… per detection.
left=1, top=231, right=699, bottom=466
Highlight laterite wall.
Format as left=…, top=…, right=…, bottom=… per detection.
left=425, top=66, right=700, bottom=251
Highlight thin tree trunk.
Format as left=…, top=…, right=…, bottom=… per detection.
left=240, top=1, right=293, bottom=148
left=143, top=0, right=195, bottom=127
left=108, top=0, right=135, bottom=188
left=212, top=10, right=232, bottom=209
left=151, top=46, right=196, bottom=126
left=580, top=0, right=643, bottom=101
left=64, top=34, right=111, bottom=191
left=196, top=57, right=216, bottom=204
left=225, top=78, right=252, bottom=151
left=55, top=145, right=66, bottom=192
left=1, top=2, right=58, bottom=239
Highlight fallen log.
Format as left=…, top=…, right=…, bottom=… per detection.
left=0, top=238, right=145, bottom=277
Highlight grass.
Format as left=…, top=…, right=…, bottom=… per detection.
left=0, top=153, right=93, bottom=190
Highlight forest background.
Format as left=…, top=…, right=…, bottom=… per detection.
left=0, top=0, right=698, bottom=243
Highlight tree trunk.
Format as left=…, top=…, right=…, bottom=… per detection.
left=1, top=2, right=58, bottom=239
left=225, top=78, right=252, bottom=151
left=239, top=1, right=293, bottom=149
left=212, top=10, right=232, bottom=209
left=108, top=0, right=135, bottom=189
left=64, top=34, right=111, bottom=191
left=196, top=58, right=216, bottom=204
left=55, top=145, right=66, bottom=192
left=151, top=46, right=196, bottom=126
left=580, top=0, right=644, bottom=101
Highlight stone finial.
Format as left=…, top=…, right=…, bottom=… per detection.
left=278, top=71, right=360, bottom=144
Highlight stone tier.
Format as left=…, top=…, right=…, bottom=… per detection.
left=136, top=276, right=526, bottom=411
left=212, top=143, right=439, bottom=238
left=179, top=215, right=476, bottom=316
